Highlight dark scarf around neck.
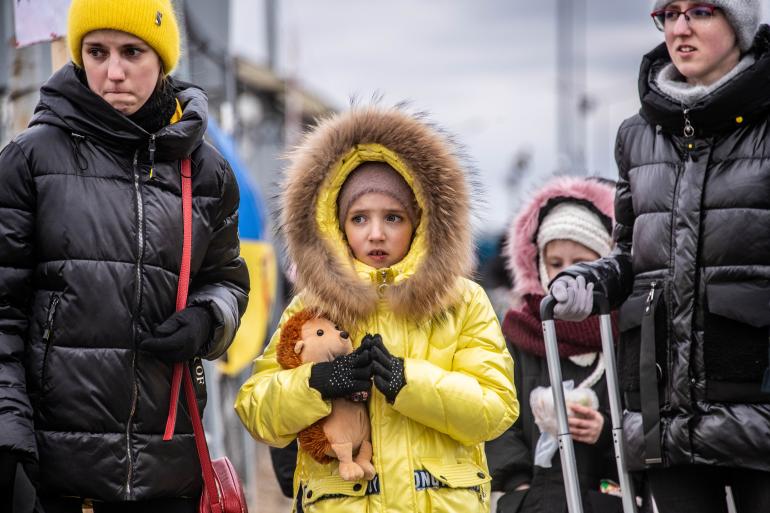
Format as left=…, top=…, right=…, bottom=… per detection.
left=128, top=79, right=178, bottom=134
left=503, top=294, right=618, bottom=358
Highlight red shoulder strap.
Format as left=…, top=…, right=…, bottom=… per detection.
left=162, top=158, right=223, bottom=510
left=163, top=157, right=193, bottom=440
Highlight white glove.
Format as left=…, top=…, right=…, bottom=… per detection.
left=550, top=275, right=593, bottom=321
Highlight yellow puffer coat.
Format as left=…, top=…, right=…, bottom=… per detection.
left=235, top=107, right=518, bottom=513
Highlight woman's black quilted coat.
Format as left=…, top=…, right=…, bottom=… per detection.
left=0, top=63, right=249, bottom=501
left=560, top=27, right=770, bottom=471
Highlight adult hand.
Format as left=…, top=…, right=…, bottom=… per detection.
left=139, top=306, right=213, bottom=363
left=568, top=403, right=604, bottom=444
left=551, top=275, right=594, bottom=322
left=309, top=338, right=372, bottom=400
left=370, top=334, right=406, bottom=403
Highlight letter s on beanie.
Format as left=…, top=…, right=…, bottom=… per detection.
left=67, top=0, right=181, bottom=74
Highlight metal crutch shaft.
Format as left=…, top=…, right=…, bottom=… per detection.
left=594, top=293, right=638, bottom=513
left=540, top=295, right=584, bottom=513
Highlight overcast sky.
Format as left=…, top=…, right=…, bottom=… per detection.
left=230, top=1, right=766, bottom=233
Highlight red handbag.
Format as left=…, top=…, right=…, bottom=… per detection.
left=162, top=157, right=249, bottom=513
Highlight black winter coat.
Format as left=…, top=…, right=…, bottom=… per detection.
left=561, top=27, right=770, bottom=471
left=0, top=64, right=249, bottom=501
left=486, top=348, right=619, bottom=513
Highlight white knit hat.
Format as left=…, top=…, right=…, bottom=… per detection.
left=536, top=202, right=612, bottom=291
left=652, top=0, right=761, bottom=51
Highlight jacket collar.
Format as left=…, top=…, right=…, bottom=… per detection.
left=29, top=63, right=207, bottom=160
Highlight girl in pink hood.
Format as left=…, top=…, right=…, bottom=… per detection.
left=485, top=177, right=625, bottom=513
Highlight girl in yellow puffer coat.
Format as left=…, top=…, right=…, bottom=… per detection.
left=235, top=105, right=519, bottom=513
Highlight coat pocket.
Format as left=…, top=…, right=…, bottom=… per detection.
left=419, top=459, right=491, bottom=511
left=704, top=281, right=770, bottom=403
left=617, top=279, right=668, bottom=409
left=40, top=292, right=62, bottom=391
left=299, top=474, right=370, bottom=511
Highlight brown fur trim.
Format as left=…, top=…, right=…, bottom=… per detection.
left=280, top=106, right=473, bottom=326
left=298, top=419, right=333, bottom=464
left=276, top=309, right=317, bottom=369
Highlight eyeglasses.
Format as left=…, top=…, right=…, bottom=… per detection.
left=650, top=4, right=718, bottom=31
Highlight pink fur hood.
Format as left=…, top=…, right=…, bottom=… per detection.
left=505, top=177, right=616, bottom=298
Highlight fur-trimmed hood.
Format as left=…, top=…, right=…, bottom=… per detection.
left=280, top=106, right=474, bottom=327
left=505, top=177, right=615, bottom=298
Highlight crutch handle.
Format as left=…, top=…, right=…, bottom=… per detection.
left=542, top=281, right=609, bottom=319
left=593, top=290, right=610, bottom=315
left=540, top=294, right=558, bottom=321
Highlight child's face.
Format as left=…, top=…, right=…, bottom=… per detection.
left=343, top=192, right=415, bottom=269
left=543, top=239, right=600, bottom=280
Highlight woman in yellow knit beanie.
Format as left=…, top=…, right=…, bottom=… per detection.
left=0, top=1, right=249, bottom=512
left=66, top=0, right=180, bottom=118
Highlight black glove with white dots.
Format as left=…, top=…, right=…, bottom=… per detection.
left=369, top=334, right=406, bottom=403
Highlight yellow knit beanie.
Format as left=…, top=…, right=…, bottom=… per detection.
left=67, top=0, right=180, bottom=74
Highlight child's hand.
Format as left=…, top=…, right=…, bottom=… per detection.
left=567, top=403, right=604, bottom=445
left=370, top=335, right=406, bottom=403
left=308, top=343, right=373, bottom=400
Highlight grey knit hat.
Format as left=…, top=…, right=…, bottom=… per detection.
left=337, top=161, right=420, bottom=227
left=536, top=202, right=612, bottom=291
left=652, top=0, right=761, bottom=51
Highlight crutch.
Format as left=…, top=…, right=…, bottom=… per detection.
left=594, top=292, right=638, bottom=513
left=540, top=295, right=583, bottom=513
left=540, top=292, right=638, bottom=513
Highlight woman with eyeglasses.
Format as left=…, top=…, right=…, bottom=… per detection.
left=545, top=1, right=770, bottom=512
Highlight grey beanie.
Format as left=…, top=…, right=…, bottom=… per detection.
left=337, top=161, right=420, bottom=227
left=652, top=0, right=761, bottom=51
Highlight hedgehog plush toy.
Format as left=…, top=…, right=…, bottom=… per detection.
left=277, top=309, right=375, bottom=481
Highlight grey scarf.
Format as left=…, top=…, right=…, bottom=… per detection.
left=654, top=54, right=755, bottom=106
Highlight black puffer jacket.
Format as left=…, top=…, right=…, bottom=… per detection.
left=0, top=63, right=249, bottom=501
left=561, top=27, right=770, bottom=471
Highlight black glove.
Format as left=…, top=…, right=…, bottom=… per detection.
left=370, top=334, right=406, bottom=403
left=140, top=306, right=213, bottom=363
left=309, top=338, right=372, bottom=400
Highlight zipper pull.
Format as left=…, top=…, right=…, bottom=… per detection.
left=376, top=269, right=390, bottom=295
left=148, top=134, right=157, bottom=179
left=42, top=295, right=61, bottom=342
left=70, top=133, right=88, bottom=171
left=683, top=108, right=695, bottom=138
left=645, top=281, right=657, bottom=314
left=478, top=484, right=487, bottom=503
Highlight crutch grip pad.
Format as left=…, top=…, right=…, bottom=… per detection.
left=592, top=291, right=611, bottom=315
left=540, top=295, right=558, bottom=321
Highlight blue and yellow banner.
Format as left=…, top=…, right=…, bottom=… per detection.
left=207, top=119, right=277, bottom=376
